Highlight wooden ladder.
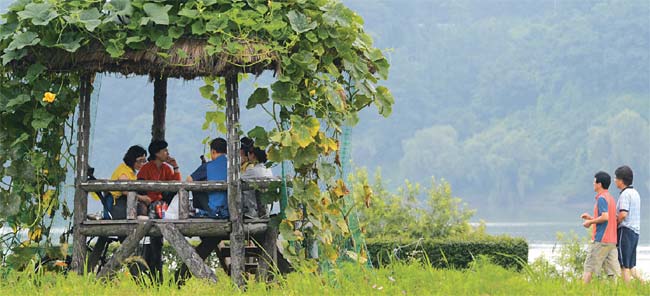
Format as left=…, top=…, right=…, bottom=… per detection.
left=217, top=241, right=263, bottom=275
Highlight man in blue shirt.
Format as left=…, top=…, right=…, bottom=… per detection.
left=177, top=138, right=228, bottom=284
left=187, top=138, right=229, bottom=218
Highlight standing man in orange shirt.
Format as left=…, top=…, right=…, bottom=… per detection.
left=137, top=140, right=181, bottom=283
left=580, top=171, right=620, bottom=283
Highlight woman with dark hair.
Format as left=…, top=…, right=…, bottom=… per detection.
left=106, top=145, right=151, bottom=219
left=241, top=140, right=274, bottom=218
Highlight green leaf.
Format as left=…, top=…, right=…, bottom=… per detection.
left=25, top=63, right=46, bottom=82
left=155, top=35, right=173, bottom=49
left=248, top=126, right=269, bottom=148
left=286, top=10, right=317, bottom=34
left=17, top=2, right=58, bottom=26
left=106, top=40, right=125, bottom=58
left=168, top=26, right=185, bottom=39
left=143, top=3, right=172, bottom=25
left=271, top=81, right=299, bottom=106
left=6, top=94, right=30, bottom=109
left=374, top=86, right=394, bottom=117
left=103, top=0, right=132, bottom=17
left=199, top=84, right=215, bottom=99
left=32, top=108, right=54, bottom=129
left=323, top=4, right=351, bottom=26
left=125, top=36, right=145, bottom=44
left=55, top=35, right=83, bottom=53
left=191, top=21, right=206, bottom=35
left=294, top=144, right=319, bottom=168
left=246, top=88, right=269, bottom=109
left=178, top=7, right=199, bottom=19
left=206, top=18, right=228, bottom=32
left=79, top=8, right=102, bottom=32
left=7, top=31, right=40, bottom=51
left=1, top=49, right=27, bottom=66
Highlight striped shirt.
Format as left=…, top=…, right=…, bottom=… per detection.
left=617, top=187, right=641, bottom=234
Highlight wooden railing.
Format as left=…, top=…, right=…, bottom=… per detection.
left=80, top=177, right=281, bottom=220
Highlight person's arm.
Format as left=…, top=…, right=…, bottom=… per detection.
left=583, top=197, right=609, bottom=227
left=186, top=175, right=194, bottom=182
left=117, top=173, right=130, bottom=196
left=618, top=211, right=628, bottom=224
left=617, top=194, right=630, bottom=224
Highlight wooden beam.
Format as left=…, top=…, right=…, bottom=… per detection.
left=97, top=221, right=153, bottom=279
left=178, top=189, right=189, bottom=219
left=126, top=191, right=137, bottom=220
left=158, top=223, right=217, bottom=283
left=225, top=74, right=245, bottom=287
left=152, top=75, right=167, bottom=141
left=71, top=73, right=93, bottom=274
left=79, top=178, right=281, bottom=192
left=79, top=219, right=268, bottom=237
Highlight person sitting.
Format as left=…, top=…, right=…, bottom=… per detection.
left=176, top=138, right=228, bottom=285
left=136, top=139, right=181, bottom=283
left=187, top=137, right=229, bottom=218
left=240, top=138, right=274, bottom=218
left=106, top=145, right=150, bottom=219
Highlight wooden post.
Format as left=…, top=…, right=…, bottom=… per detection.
left=126, top=191, right=137, bottom=219
left=179, top=189, right=189, bottom=219
left=257, top=221, right=278, bottom=282
left=152, top=75, right=167, bottom=141
left=71, top=73, right=93, bottom=274
left=96, top=221, right=153, bottom=279
left=225, top=74, right=245, bottom=287
left=158, top=223, right=217, bottom=283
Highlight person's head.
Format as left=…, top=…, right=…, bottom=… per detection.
left=148, top=140, right=169, bottom=162
left=210, top=138, right=227, bottom=160
left=593, top=171, right=611, bottom=192
left=247, top=147, right=268, bottom=164
left=614, top=165, right=634, bottom=190
left=123, top=145, right=147, bottom=171
left=240, top=137, right=254, bottom=162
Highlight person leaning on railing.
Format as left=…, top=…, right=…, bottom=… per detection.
left=106, top=145, right=150, bottom=219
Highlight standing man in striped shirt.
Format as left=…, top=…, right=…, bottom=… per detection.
left=615, top=165, right=642, bottom=283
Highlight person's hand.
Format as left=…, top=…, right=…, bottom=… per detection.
left=139, top=195, right=152, bottom=205
left=580, top=213, right=592, bottom=220
left=166, top=156, right=178, bottom=168
left=582, top=220, right=591, bottom=228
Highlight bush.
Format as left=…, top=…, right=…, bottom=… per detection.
left=351, top=168, right=475, bottom=240
left=366, top=235, right=528, bottom=271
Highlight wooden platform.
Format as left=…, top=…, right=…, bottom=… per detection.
left=80, top=218, right=270, bottom=238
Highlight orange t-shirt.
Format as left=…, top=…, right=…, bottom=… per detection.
left=136, top=161, right=181, bottom=202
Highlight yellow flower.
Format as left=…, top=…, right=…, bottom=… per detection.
left=42, top=92, right=56, bottom=103
left=309, top=89, right=316, bottom=96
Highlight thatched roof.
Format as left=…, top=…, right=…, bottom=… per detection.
left=11, top=38, right=280, bottom=79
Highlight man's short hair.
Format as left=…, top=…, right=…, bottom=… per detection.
left=210, top=138, right=227, bottom=153
left=148, top=140, right=168, bottom=161
left=615, top=165, right=634, bottom=186
left=594, top=171, right=611, bottom=189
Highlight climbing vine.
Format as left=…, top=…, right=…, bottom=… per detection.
left=0, top=0, right=393, bottom=267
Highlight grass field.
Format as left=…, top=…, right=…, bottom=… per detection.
left=1, top=258, right=648, bottom=295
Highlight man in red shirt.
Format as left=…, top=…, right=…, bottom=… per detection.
left=137, top=140, right=181, bottom=203
left=136, top=140, right=181, bottom=283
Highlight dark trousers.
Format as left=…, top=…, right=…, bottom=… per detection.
left=142, top=236, right=164, bottom=283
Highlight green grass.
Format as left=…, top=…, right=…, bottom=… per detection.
left=1, top=260, right=648, bottom=295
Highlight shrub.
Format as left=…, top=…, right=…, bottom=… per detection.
left=366, top=235, right=528, bottom=271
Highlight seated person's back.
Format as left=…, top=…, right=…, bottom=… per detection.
left=188, top=138, right=228, bottom=218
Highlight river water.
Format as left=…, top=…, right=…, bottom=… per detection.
left=483, top=221, right=650, bottom=277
